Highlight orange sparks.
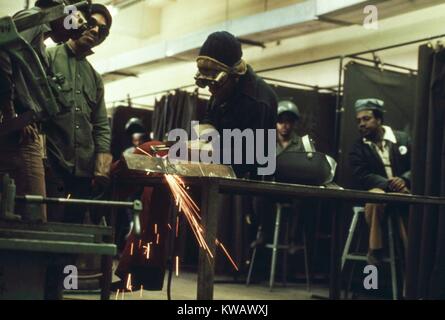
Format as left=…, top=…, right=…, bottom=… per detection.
left=175, top=256, right=179, bottom=276
left=136, top=150, right=237, bottom=271
left=136, top=146, right=152, bottom=157
left=154, top=223, right=158, bottom=234
left=143, top=242, right=151, bottom=259
left=126, top=273, right=133, bottom=291
left=165, top=174, right=213, bottom=259
left=176, top=216, right=179, bottom=237
left=216, top=239, right=239, bottom=271
left=167, top=224, right=172, bottom=230
left=130, top=242, right=134, bottom=256
left=138, top=239, right=142, bottom=248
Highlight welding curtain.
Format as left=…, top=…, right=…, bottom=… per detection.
left=338, top=62, right=417, bottom=189
left=151, top=89, right=208, bottom=141
left=405, top=45, right=445, bottom=299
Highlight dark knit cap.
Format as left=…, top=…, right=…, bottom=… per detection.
left=199, top=31, right=242, bottom=67
left=91, top=3, right=112, bottom=28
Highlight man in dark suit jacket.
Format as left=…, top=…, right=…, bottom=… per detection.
left=349, top=98, right=411, bottom=265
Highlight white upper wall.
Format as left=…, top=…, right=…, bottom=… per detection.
left=2, top=0, right=445, bottom=108
left=99, top=0, right=445, bottom=108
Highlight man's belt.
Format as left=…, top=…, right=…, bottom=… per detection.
left=0, top=111, right=38, bottom=137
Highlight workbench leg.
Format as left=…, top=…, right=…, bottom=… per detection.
left=101, top=255, right=113, bottom=300
left=197, top=181, right=220, bottom=300
left=329, top=201, right=342, bottom=300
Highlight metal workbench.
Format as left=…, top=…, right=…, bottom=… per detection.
left=115, top=176, right=445, bottom=300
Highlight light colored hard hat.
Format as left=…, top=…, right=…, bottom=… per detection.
left=278, top=100, right=300, bottom=119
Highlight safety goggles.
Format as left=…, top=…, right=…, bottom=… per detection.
left=86, top=17, right=110, bottom=40
left=194, top=70, right=228, bottom=89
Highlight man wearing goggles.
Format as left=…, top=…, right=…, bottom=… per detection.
left=194, top=31, right=278, bottom=179
left=44, top=3, right=112, bottom=223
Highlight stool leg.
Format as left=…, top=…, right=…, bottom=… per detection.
left=269, top=204, right=282, bottom=291
left=281, top=216, right=289, bottom=287
left=341, top=211, right=360, bottom=270
left=246, top=225, right=262, bottom=286
left=344, top=218, right=363, bottom=299
left=388, top=216, right=398, bottom=300
left=303, top=227, right=311, bottom=292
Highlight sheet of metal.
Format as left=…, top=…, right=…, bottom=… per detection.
left=0, top=238, right=116, bottom=255
left=0, top=221, right=113, bottom=237
left=123, top=153, right=237, bottom=178
left=0, top=228, right=95, bottom=243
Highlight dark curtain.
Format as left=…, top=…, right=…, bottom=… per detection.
left=151, top=90, right=208, bottom=141
left=338, top=62, right=417, bottom=189
left=272, top=85, right=337, bottom=156
left=110, top=106, right=153, bottom=160
left=406, top=45, right=445, bottom=299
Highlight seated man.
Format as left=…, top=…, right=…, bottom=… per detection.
left=123, top=117, right=150, bottom=156
left=349, top=98, right=411, bottom=265
left=251, top=100, right=314, bottom=249
left=276, top=100, right=314, bottom=155
left=276, top=100, right=315, bottom=253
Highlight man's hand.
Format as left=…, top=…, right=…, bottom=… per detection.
left=94, top=153, right=113, bottom=188
left=388, top=177, right=408, bottom=193
left=19, top=124, right=39, bottom=144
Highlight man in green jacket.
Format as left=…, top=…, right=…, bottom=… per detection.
left=0, top=0, right=90, bottom=222
left=44, top=4, right=113, bottom=223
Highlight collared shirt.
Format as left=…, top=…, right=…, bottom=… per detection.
left=362, top=125, right=396, bottom=179
left=276, top=132, right=305, bottom=156
left=44, top=44, right=111, bottom=177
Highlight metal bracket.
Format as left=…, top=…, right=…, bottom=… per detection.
left=0, top=175, right=21, bottom=221
left=132, top=200, right=142, bottom=237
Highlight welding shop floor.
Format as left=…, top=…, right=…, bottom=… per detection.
left=64, top=270, right=328, bottom=300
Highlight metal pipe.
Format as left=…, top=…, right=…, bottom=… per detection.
left=107, top=84, right=196, bottom=105
left=334, top=56, right=344, bottom=159
left=257, top=55, right=342, bottom=74
left=349, top=56, right=417, bottom=74
left=256, top=33, right=445, bottom=74
left=109, top=76, right=336, bottom=106
left=262, top=76, right=338, bottom=92
left=15, top=196, right=142, bottom=236
left=109, top=30, right=442, bottom=106
left=16, top=195, right=133, bottom=207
